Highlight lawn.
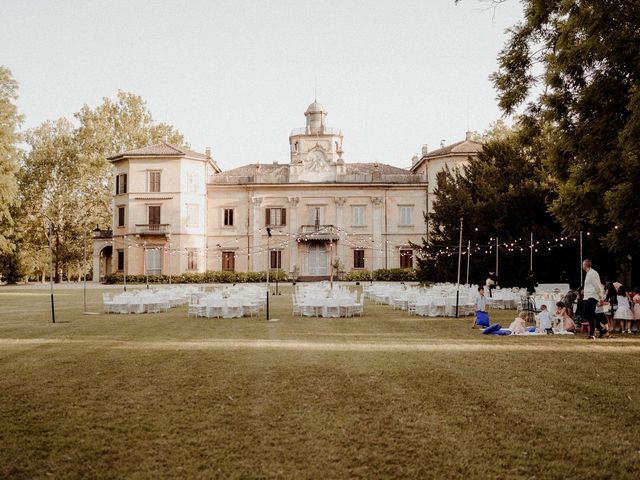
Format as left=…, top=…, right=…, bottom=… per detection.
left=1, top=284, right=639, bottom=479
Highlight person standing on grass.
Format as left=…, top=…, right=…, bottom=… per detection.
left=582, top=259, right=608, bottom=339
left=472, top=286, right=488, bottom=328
left=525, top=270, right=538, bottom=296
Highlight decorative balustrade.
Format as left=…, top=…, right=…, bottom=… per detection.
left=135, top=224, right=170, bottom=235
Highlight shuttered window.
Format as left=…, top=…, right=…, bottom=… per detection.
left=400, top=249, right=413, bottom=269
left=222, top=252, right=235, bottom=272
left=270, top=250, right=282, bottom=269
left=352, top=206, right=365, bottom=226
left=148, top=171, right=161, bottom=192
left=116, top=174, right=127, bottom=194
left=266, top=208, right=286, bottom=226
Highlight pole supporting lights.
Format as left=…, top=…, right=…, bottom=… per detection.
left=455, top=217, right=463, bottom=319
left=49, top=221, right=56, bottom=324
left=266, top=227, right=271, bottom=321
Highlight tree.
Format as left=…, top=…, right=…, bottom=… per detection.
left=415, top=126, right=574, bottom=287
left=74, top=91, right=186, bottom=230
left=0, top=66, right=22, bottom=257
left=490, top=0, right=640, bottom=281
left=16, top=91, right=186, bottom=282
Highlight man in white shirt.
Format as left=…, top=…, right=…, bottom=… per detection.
left=582, top=259, right=608, bottom=339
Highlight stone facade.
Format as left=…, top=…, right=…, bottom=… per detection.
left=93, top=101, right=481, bottom=281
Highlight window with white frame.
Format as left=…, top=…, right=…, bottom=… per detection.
left=187, top=173, right=198, bottom=194
left=309, top=206, right=325, bottom=226
left=399, top=206, right=413, bottom=226
left=148, top=170, right=161, bottom=192
left=186, top=204, right=200, bottom=227
left=352, top=206, right=365, bottom=226
left=145, top=248, right=162, bottom=275
left=223, top=208, right=234, bottom=227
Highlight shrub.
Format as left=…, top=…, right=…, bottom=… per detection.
left=102, top=270, right=287, bottom=284
left=344, top=270, right=374, bottom=282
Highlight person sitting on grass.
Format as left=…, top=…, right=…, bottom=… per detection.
left=472, top=286, right=488, bottom=329
left=555, top=301, right=576, bottom=332
left=537, top=304, right=553, bottom=334
left=508, top=311, right=528, bottom=334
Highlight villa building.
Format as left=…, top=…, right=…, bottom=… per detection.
left=92, top=101, right=482, bottom=281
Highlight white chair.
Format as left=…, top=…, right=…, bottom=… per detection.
left=102, top=293, right=114, bottom=313
left=353, top=296, right=364, bottom=317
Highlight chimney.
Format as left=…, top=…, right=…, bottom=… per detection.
left=465, top=131, right=473, bottom=141
left=421, top=144, right=428, bottom=156
left=162, top=135, right=169, bottom=143
left=205, top=147, right=211, bottom=158
left=440, top=139, right=446, bottom=147
left=411, top=154, right=419, bottom=166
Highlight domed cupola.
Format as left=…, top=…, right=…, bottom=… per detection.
left=305, top=100, right=327, bottom=134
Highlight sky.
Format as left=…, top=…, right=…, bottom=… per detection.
left=1, top=0, right=525, bottom=170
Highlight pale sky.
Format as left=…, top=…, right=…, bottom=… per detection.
left=1, top=0, right=524, bottom=170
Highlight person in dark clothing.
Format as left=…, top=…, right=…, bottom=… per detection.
left=486, top=271, right=497, bottom=298
left=525, top=271, right=538, bottom=295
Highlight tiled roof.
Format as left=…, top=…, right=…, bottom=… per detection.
left=216, top=164, right=286, bottom=177
left=215, top=162, right=411, bottom=178
left=108, top=142, right=210, bottom=161
left=410, top=138, right=482, bottom=172
left=346, top=162, right=410, bottom=175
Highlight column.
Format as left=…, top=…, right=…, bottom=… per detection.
left=334, top=197, right=347, bottom=272
left=287, top=196, right=300, bottom=278
left=251, top=197, right=263, bottom=272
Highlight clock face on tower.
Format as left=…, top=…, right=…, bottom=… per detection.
left=305, top=150, right=328, bottom=172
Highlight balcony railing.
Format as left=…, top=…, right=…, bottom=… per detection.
left=135, top=224, right=170, bottom=235
left=299, top=224, right=339, bottom=241
left=290, top=126, right=342, bottom=136
left=92, top=229, right=113, bottom=239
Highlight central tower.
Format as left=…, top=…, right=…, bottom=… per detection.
left=289, top=100, right=344, bottom=182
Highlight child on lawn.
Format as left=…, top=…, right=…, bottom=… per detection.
left=472, top=286, right=488, bottom=329
left=508, top=311, right=528, bottom=334
left=537, top=304, right=553, bottom=334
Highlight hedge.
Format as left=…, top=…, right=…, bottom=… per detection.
left=344, top=268, right=417, bottom=282
left=103, top=268, right=416, bottom=284
left=103, top=269, right=288, bottom=284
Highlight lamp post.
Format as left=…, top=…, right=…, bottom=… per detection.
left=579, top=230, right=583, bottom=287
left=49, top=221, right=55, bottom=323
left=495, top=236, right=499, bottom=288
left=466, top=240, right=471, bottom=285
left=455, top=217, right=463, bottom=318
left=123, top=236, right=127, bottom=293
left=530, top=232, right=534, bottom=272
left=266, top=227, right=271, bottom=321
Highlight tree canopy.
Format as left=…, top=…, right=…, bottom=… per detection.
left=3, top=91, right=185, bottom=283
left=416, top=125, right=582, bottom=287
left=491, top=0, right=640, bottom=274
left=0, top=66, right=22, bottom=256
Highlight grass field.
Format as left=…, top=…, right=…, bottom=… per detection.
left=1, top=284, right=639, bottom=479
